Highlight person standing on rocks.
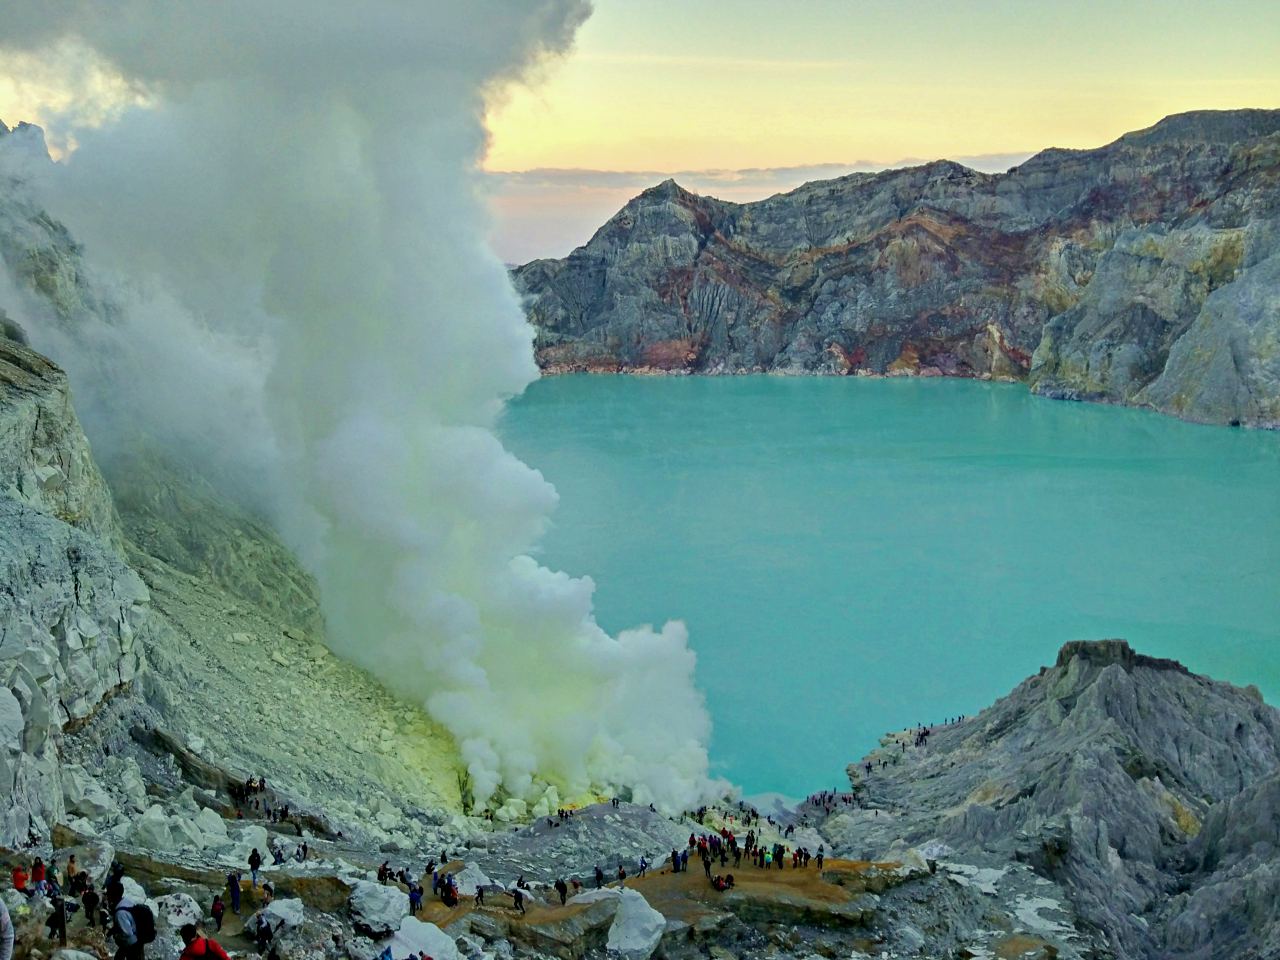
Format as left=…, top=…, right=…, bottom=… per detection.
left=178, top=923, right=232, bottom=960
left=594, top=865, right=604, bottom=889
left=45, top=894, right=69, bottom=945
left=554, top=878, right=568, bottom=905
left=83, top=883, right=102, bottom=928
left=248, top=849, right=263, bottom=889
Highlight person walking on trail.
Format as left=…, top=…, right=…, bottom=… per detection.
left=178, top=924, right=232, bottom=960
left=554, top=878, right=568, bottom=906
left=211, top=895, right=225, bottom=931
left=226, top=872, right=241, bottom=915
left=247, top=849, right=263, bottom=888
left=511, top=887, right=525, bottom=916
left=594, top=866, right=604, bottom=889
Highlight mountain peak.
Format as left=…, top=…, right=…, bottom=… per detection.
left=1053, top=638, right=1191, bottom=675
left=641, top=177, right=685, bottom=199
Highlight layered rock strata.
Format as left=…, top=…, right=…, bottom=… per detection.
left=515, top=109, right=1280, bottom=427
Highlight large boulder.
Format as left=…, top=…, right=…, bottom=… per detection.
left=606, top=889, right=665, bottom=960
left=349, top=880, right=408, bottom=938
left=386, top=917, right=461, bottom=960
left=129, top=805, right=176, bottom=852
left=153, top=893, right=202, bottom=931
left=195, top=807, right=228, bottom=841
left=61, top=765, right=120, bottom=821
left=234, top=824, right=270, bottom=859
left=103, top=757, right=149, bottom=814
left=167, top=817, right=208, bottom=853
left=262, top=897, right=306, bottom=930
left=55, top=840, right=115, bottom=885
left=452, top=862, right=492, bottom=897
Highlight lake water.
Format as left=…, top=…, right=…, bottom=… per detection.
left=500, top=375, right=1280, bottom=795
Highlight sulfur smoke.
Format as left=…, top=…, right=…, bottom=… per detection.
left=0, top=2, right=716, bottom=812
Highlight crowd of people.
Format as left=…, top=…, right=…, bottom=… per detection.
left=7, top=854, right=249, bottom=960
left=10, top=788, right=865, bottom=960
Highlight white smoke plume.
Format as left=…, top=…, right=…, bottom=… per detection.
left=0, top=2, right=717, bottom=812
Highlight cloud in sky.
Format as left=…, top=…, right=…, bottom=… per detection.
left=485, top=152, right=1034, bottom=264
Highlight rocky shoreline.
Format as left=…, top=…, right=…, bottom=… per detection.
left=514, top=109, right=1280, bottom=430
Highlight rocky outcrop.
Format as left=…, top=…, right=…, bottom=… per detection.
left=1139, top=248, right=1280, bottom=426
left=515, top=109, right=1280, bottom=427
left=0, top=339, right=120, bottom=543
left=829, top=639, right=1280, bottom=959
left=0, top=339, right=152, bottom=847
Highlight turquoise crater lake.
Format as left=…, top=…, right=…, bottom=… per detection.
left=500, top=376, right=1280, bottom=795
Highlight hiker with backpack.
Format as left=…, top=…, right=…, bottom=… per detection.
left=178, top=923, right=232, bottom=960
left=107, top=879, right=155, bottom=960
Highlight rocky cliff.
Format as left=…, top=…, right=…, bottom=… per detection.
left=0, top=338, right=152, bottom=846
left=827, top=639, right=1280, bottom=959
left=514, top=109, right=1280, bottom=428
left=0, top=332, right=466, bottom=856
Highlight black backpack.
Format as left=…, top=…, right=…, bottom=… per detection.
left=128, top=903, right=157, bottom=944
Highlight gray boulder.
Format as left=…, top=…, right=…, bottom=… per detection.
left=348, top=879, right=408, bottom=938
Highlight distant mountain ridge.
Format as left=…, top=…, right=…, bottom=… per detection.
left=514, top=109, right=1280, bottom=428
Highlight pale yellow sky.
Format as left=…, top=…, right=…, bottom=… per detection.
left=485, top=0, right=1280, bottom=172
left=3, top=2, right=1276, bottom=261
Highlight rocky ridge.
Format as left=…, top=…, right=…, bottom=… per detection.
left=828, top=640, right=1280, bottom=959
left=514, top=109, right=1280, bottom=428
